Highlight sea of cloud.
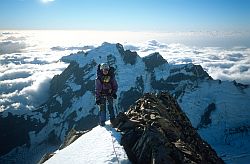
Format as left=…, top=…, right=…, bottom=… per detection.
left=0, top=31, right=71, bottom=112
left=128, top=40, right=250, bottom=84
left=0, top=30, right=249, bottom=112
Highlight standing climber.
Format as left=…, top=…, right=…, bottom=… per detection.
left=95, top=63, right=118, bottom=126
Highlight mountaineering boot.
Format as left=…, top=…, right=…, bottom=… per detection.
left=100, top=121, right=105, bottom=126
left=110, top=118, right=115, bottom=125
left=110, top=117, right=118, bottom=127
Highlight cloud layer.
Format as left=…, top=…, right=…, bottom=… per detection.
left=0, top=31, right=68, bottom=112
left=127, top=40, right=250, bottom=84
left=0, top=41, right=26, bottom=54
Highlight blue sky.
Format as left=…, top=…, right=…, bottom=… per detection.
left=0, top=0, right=250, bottom=31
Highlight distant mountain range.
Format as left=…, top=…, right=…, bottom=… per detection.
left=0, top=42, right=249, bottom=163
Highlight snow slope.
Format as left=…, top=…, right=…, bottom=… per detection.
left=45, top=121, right=130, bottom=164
left=178, top=80, right=250, bottom=163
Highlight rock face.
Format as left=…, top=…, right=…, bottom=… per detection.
left=115, top=92, right=224, bottom=164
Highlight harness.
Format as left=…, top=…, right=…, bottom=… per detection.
left=97, top=64, right=116, bottom=97
left=99, top=75, right=113, bottom=96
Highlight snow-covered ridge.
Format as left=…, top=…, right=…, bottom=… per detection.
left=44, top=121, right=129, bottom=164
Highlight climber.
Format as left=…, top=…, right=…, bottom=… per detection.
left=95, top=63, right=118, bottom=126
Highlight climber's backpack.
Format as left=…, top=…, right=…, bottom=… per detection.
left=97, top=64, right=115, bottom=83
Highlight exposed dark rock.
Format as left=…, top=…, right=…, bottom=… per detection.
left=115, top=92, right=224, bottom=164
left=233, top=80, right=249, bottom=89
left=185, top=64, right=211, bottom=79
left=224, top=125, right=250, bottom=145
left=106, top=54, right=117, bottom=66
left=117, top=43, right=138, bottom=65
left=151, top=72, right=178, bottom=91
left=142, top=52, right=167, bottom=71
left=47, top=130, right=61, bottom=146
left=197, top=103, right=216, bottom=129
left=71, top=114, right=99, bottom=131
left=120, top=88, right=143, bottom=112
left=59, top=128, right=89, bottom=150
left=150, top=64, right=211, bottom=99
left=0, top=112, right=45, bottom=156
left=49, top=61, right=79, bottom=96
left=38, top=153, right=55, bottom=164
left=169, top=64, right=211, bottom=82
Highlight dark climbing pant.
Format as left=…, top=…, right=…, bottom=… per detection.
left=98, top=96, right=115, bottom=124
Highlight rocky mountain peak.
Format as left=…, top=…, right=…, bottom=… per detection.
left=142, top=52, right=167, bottom=71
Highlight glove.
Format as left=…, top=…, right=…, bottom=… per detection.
left=96, top=99, right=101, bottom=105
left=112, top=93, right=117, bottom=99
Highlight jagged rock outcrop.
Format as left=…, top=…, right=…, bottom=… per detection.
left=114, top=92, right=224, bottom=164
left=142, top=52, right=167, bottom=71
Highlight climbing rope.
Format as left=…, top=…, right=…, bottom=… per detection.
left=110, top=128, right=120, bottom=164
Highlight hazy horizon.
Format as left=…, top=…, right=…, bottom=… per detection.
left=1, top=29, right=250, bottom=48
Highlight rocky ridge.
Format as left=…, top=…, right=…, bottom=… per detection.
left=114, top=92, right=224, bottom=163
